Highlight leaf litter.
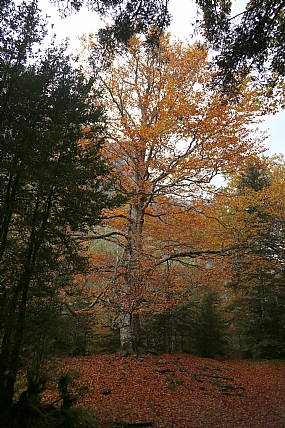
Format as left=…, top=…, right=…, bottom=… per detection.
left=48, top=354, right=285, bottom=428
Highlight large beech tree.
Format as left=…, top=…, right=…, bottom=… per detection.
left=83, top=34, right=264, bottom=351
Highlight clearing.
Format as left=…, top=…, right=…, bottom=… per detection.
left=51, top=354, right=285, bottom=427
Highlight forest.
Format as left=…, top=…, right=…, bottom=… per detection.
left=1, top=0, right=285, bottom=427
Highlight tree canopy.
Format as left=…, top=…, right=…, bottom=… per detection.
left=9, top=0, right=285, bottom=99
left=51, top=0, right=285, bottom=97
left=50, top=0, right=171, bottom=50
left=196, top=0, right=285, bottom=97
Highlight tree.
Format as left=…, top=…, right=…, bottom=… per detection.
left=48, top=0, right=170, bottom=52
left=215, top=156, right=285, bottom=357
left=193, top=287, right=227, bottom=358
left=80, top=33, right=264, bottom=352
left=7, top=0, right=285, bottom=99
left=0, top=1, right=119, bottom=422
left=196, top=0, right=285, bottom=97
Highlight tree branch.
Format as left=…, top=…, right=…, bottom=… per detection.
left=155, top=245, right=245, bottom=266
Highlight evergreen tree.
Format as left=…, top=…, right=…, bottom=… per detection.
left=226, top=159, right=285, bottom=358
left=0, top=1, right=120, bottom=422
left=197, top=0, right=285, bottom=96
left=193, top=288, right=227, bottom=358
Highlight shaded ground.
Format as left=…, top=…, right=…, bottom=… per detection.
left=52, top=354, right=285, bottom=427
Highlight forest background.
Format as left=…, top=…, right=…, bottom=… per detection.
left=1, top=0, right=285, bottom=427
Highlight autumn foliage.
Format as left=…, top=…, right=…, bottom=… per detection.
left=47, top=354, right=285, bottom=428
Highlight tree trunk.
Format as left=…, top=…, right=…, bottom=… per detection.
left=131, top=313, right=141, bottom=352
left=0, top=196, right=50, bottom=422
left=0, top=276, right=30, bottom=424
left=118, top=312, right=141, bottom=352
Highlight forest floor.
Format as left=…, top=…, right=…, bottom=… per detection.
left=50, top=353, right=285, bottom=428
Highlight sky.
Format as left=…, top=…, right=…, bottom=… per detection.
left=34, top=0, right=285, bottom=158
